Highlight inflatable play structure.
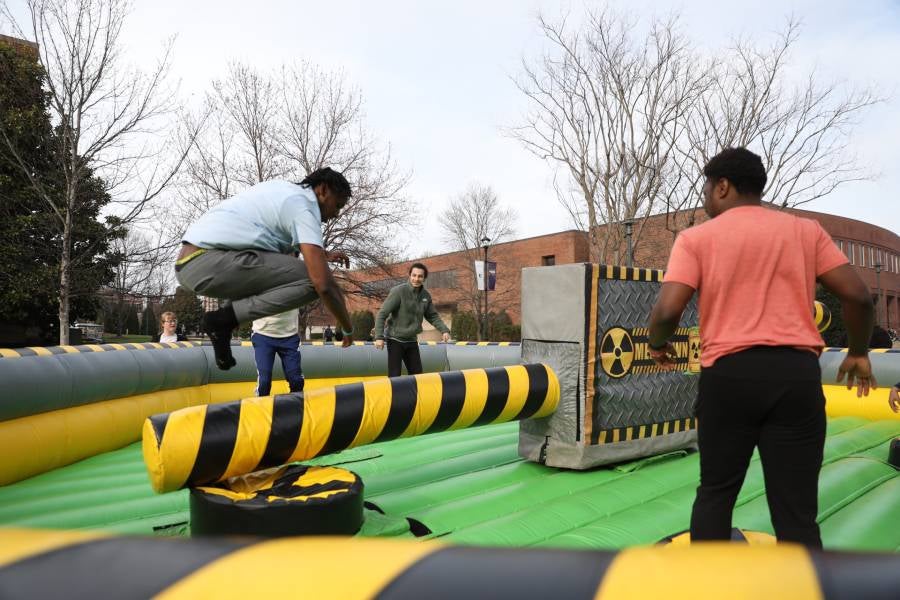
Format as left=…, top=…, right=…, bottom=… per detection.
left=0, top=263, right=898, bottom=598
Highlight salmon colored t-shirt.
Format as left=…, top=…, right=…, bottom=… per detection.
left=663, top=205, right=848, bottom=367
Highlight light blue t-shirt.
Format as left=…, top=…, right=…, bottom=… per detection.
left=183, top=180, right=324, bottom=252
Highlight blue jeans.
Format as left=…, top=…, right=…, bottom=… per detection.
left=251, top=333, right=304, bottom=396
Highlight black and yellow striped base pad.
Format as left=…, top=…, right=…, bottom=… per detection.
left=190, top=464, right=364, bottom=537
left=144, top=364, right=559, bottom=493
left=0, top=528, right=896, bottom=599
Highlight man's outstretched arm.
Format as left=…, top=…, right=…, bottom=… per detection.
left=818, top=264, right=876, bottom=396
left=301, top=243, right=354, bottom=346
left=648, top=282, right=696, bottom=368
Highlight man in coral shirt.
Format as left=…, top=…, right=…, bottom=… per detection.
left=648, top=147, right=876, bottom=548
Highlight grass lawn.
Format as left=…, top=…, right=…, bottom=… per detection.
left=103, top=334, right=153, bottom=343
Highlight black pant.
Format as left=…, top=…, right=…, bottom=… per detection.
left=387, top=339, right=423, bottom=377
left=691, top=347, right=826, bottom=548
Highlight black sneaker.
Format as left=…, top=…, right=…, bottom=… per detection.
left=203, top=308, right=237, bottom=370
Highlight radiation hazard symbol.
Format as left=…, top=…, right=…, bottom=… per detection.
left=688, top=327, right=702, bottom=373
left=600, top=327, right=634, bottom=378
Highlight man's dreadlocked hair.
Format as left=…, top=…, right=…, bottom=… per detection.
left=299, top=167, right=352, bottom=199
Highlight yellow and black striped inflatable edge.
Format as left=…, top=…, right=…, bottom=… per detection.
left=143, top=364, right=559, bottom=493
left=0, top=340, right=519, bottom=357
left=0, top=341, right=197, bottom=358
left=1, top=528, right=896, bottom=599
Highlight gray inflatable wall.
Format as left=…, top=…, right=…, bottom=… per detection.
left=519, top=264, right=700, bottom=469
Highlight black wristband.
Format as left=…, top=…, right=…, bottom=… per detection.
left=648, top=339, right=668, bottom=351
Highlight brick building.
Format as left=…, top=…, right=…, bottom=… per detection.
left=342, top=206, right=900, bottom=339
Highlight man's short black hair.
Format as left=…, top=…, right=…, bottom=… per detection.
left=703, top=147, right=767, bottom=196
left=300, top=167, right=352, bottom=199
left=409, top=262, right=428, bottom=278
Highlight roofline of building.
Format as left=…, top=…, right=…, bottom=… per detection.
left=605, top=204, right=899, bottom=244
left=360, top=228, right=586, bottom=271
left=0, top=34, right=38, bottom=51
left=787, top=205, right=900, bottom=243
left=355, top=203, right=896, bottom=274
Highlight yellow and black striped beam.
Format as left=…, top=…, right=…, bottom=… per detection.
left=143, top=364, right=559, bottom=493
left=0, top=528, right=896, bottom=599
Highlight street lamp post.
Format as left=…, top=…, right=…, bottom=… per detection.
left=481, top=237, right=491, bottom=341
left=624, top=219, right=634, bottom=268
left=874, top=262, right=882, bottom=328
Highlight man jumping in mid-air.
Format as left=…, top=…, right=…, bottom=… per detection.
left=176, top=168, right=355, bottom=370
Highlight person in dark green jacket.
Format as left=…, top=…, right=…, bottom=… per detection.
left=375, top=262, right=450, bottom=377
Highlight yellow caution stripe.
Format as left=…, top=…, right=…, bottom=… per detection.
left=592, top=417, right=696, bottom=445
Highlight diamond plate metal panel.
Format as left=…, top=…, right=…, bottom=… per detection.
left=592, top=279, right=699, bottom=435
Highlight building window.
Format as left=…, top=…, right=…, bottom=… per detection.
left=848, top=242, right=855, bottom=265
left=360, top=276, right=405, bottom=296
left=360, top=269, right=458, bottom=295
left=860, top=244, right=866, bottom=267
left=869, top=246, right=875, bottom=267
left=541, top=255, right=556, bottom=266
left=426, top=269, right=458, bottom=289
left=836, top=239, right=843, bottom=253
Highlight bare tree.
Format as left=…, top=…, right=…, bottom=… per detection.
left=512, top=10, right=880, bottom=260
left=439, top=183, right=516, bottom=339
left=665, top=19, right=881, bottom=232
left=510, top=9, right=706, bottom=263
left=104, top=227, right=171, bottom=334
left=0, top=0, right=194, bottom=343
left=278, top=61, right=410, bottom=268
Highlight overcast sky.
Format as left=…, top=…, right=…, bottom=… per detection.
left=6, top=0, right=900, bottom=257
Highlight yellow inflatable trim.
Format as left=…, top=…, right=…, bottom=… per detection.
left=0, top=377, right=380, bottom=486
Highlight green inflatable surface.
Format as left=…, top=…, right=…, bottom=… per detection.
left=1, top=416, right=897, bottom=551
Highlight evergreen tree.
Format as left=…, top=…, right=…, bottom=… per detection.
left=162, top=287, right=203, bottom=335
left=451, top=311, right=479, bottom=341
left=0, top=39, right=122, bottom=343
left=351, top=310, right=375, bottom=340
left=816, top=285, right=846, bottom=347
left=141, top=305, right=157, bottom=336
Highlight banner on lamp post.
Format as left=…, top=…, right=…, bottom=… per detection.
left=474, top=261, right=497, bottom=291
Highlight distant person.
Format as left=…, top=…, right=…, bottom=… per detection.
left=152, top=312, right=188, bottom=343
left=252, top=309, right=304, bottom=396
left=174, top=168, right=355, bottom=370
left=648, top=147, right=876, bottom=548
left=323, top=325, right=334, bottom=342
left=374, top=262, right=451, bottom=377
